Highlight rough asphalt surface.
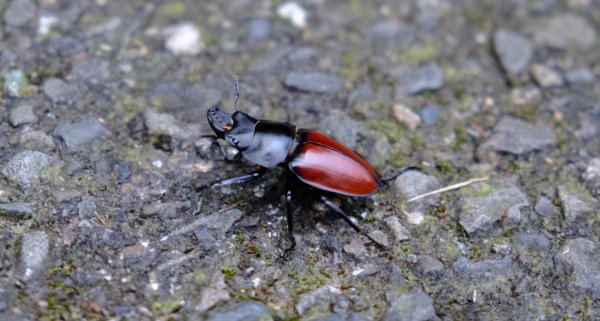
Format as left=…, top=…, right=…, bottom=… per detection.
left=0, top=0, right=599, bottom=320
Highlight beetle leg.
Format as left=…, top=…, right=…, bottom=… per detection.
left=197, top=167, right=266, bottom=191
left=320, top=195, right=384, bottom=248
left=381, top=166, right=420, bottom=183
left=281, top=189, right=297, bottom=257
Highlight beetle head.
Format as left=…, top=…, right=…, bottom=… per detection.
left=207, top=107, right=257, bottom=150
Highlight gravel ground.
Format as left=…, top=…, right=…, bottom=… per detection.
left=0, top=1, right=599, bottom=320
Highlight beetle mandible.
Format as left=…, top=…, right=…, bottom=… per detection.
left=200, top=78, right=415, bottom=256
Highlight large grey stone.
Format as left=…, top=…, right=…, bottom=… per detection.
left=54, top=118, right=111, bottom=152
left=19, top=231, right=50, bottom=281
left=1, top=151, right=54, bottom=188
left=381, top=290, right=439, bottom=321
left=296, top=285, right=343, bottom=316
left=284, top=72, right=343, bottom=94
left=207, top=301, right=272, bottom=321
left=0, top=202, right=35, bottom=220
left=453, top=256, right=513, bottom=282
left=479, top=116, right=556, bottom=155
left=43, top=78, right=78, bottom=105
left=459, top=185, right=529, bottom=235
left=494, top=29, right=533, bottom=75
left=554, top=238, right=600, bottom=299
left=534, top=14, right=596, bottom=49
left=402, top=62, right=443, bottom=95
left=4, top=0, right=36, bottom=27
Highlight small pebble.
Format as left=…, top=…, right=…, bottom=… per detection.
left=393, top=104, right=421, bottom=131
left=531, top=64, right=564, bottom=88
left=164, top=23, right=203, bottom=55
left=9, top=105, right=38, bottom=127
left=277, top=2, right=308, bottom=29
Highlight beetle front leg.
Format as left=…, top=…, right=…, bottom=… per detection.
left=197, top=166, right=266, bottom=191
left=320, top=195, right=384, bottom=248
left=200, top=134, right=242, bottom=162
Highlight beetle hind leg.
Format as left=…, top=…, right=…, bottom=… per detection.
left=320, top=195, right=384, bottom=248
left=381, top=166, right=420, bottom=183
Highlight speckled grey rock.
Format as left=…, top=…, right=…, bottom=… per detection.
left=284, top=72, right=343, bottom=94
left=534, top=196, right=560, bottom=217
left=52, top=189, right=82, bottom=203
left=143, top=109, right=201, bottom=141
left=343, top=238, right=369, bottom=259
left=554, top=238, right=600, bottom=299
left=514, top=232, right=550, bottom=252
left=9, top=105, right=38, bottom=127
left=195, top=273, right=230, bottom=313
left=367, top=230, right=389, bottom=247
left=194, top=228, right=217, bottom=252
left=565, top=68, right=596, bottom=85
left=78, top=196, right=97, bottom=220
left=4, top=0, right=36, bottom=27
left=394, top=171, right=440, bottom=201
left=19, top=231, right=49, bottom=281
left=19, top=130, right=56, bottom=150
left=245, top=18, right=272, bottom=41
left=381, top=290, right=439, bottom=321
left=0, top=202, right=35, bottom=220
left=534, top=14, right=596, bottom=49
left=54, top=118, right=111, bottom=152
left=161, top=209, right=242, bottom=242
left=207, top=301, right=272, bottom=321
left=394, top=170, right=441, bottom=224
left=384, top=216, right=410, bottom=241
left=419, top=104, right=440, bottom=126
left=459, top=185, right=529, bottom=235
left=296, top=285, right=343, bottom=316
left=3, top=69, right=24, bottom=98
left=494, top=29, right=533, bottom=75
left=43, top=78, right=78, bottom=105
left=415, top=255, right=445, bottom=279
left=248, top=46, right=292, bottom=73
left=287, top=47, right=319, bottom=70
left=313, top=311, right=369, bottom=321
left=479, top=116, right=556, bottom=155
left=453, top=256, right=513, bottom=281
left=402, top=62, right=443, bottom=95
left=1, top=151, right=54, bottom=188
left=72, top=58, right=111, bottom=86
left=318, top=109, right=362, bottom=149
left=141, top=201, right=191, bottom=219
left=365, top=20, right=414, bottom=52
left=557, top=185, right=594, bottom=223
left=583, top=158, right=600, bottom=189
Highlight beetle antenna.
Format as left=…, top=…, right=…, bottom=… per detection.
left=381, top=166, right=420, bottom=183
left=233, top=75, right=240, bottom=111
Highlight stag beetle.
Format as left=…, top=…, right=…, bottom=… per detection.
left=200, top=78, right=414, bottom=255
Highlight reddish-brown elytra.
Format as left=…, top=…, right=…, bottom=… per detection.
left=201, top=78, right=415, bottom=258
left=289, top=130, right=382, bottom=197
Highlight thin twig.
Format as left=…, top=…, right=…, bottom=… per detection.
left=406, top=175, right=491, bottom=204
left=218, top=201, right=242, bottom=213
left=95, top=211, right=107, bottom=225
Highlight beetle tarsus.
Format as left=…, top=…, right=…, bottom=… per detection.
left=381, top=166, right=420, bottom=183
left=197, top=167, right=266, bottom=191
